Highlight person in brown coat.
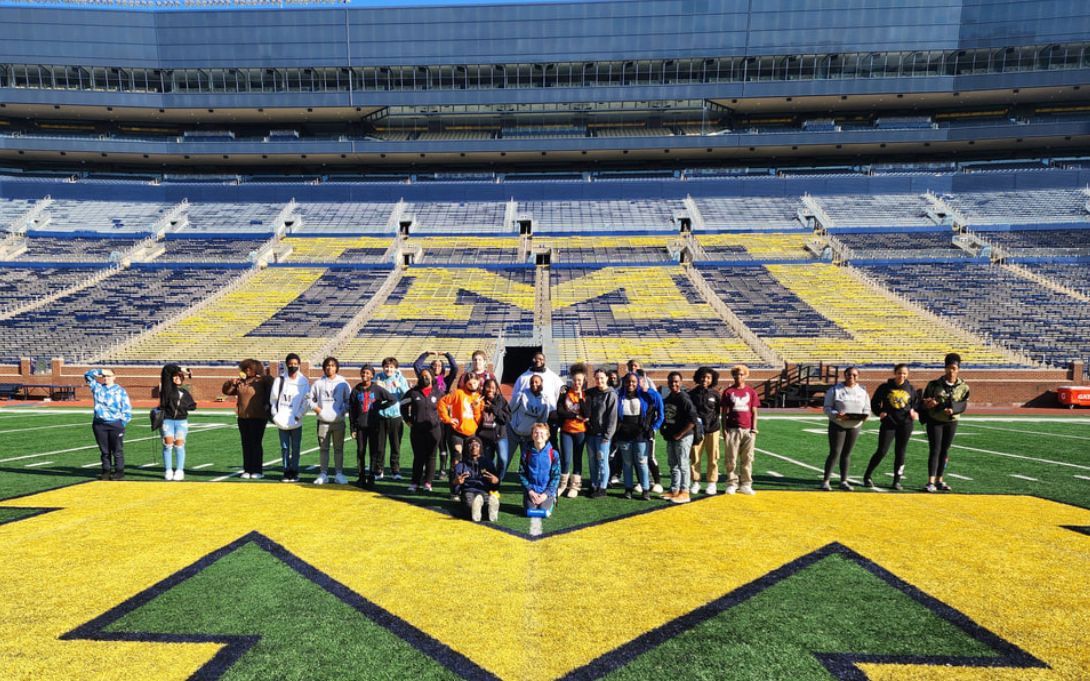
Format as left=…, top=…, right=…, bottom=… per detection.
left=222, top=358, right=273, bottom=479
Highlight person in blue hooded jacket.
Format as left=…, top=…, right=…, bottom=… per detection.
left=615, top=372, right=665, bottom=501
left=519, top=422, right=561, bottom=516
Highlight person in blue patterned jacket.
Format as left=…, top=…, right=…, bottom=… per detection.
left=84, top=368, right=132, bottom=481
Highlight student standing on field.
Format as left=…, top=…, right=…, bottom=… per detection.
left=721, top=365, right=759, bottom=496
left=402, top=367, right=443, bottom=493
left=689, top=367, right=721, bottom=495
left=585, top=368, right=618, bottom=498
left=920, top=353, right=970, bottom=493
left=86, top=367, right=132, bottom=481
left=660, top=371, right=700, bottom=504
left=375, top=357, right=410, bottom=480
left=310, top=357, right=351, bottom=485
left=269, top=353, right=310, bottom=483
left=348, top=365, right=395, bottom=488
left=556, top=363, right=590, bottom=499
left=159, top=363, right=196, bottom=482
left=821, top=367, right=869, bottom=491
left=863, top=363, right=917, bottom=491
left=223, top=359, right=272, bottom=479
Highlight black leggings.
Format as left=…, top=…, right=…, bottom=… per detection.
left=926, top=420, right=958, bottom=479
left=824, top=423, right=860, bottom=481
left=411, top=427, right=440, bottom=487
left=865, top=419, right=914, bottom=481
left=238, top=418, right=267, bottom=474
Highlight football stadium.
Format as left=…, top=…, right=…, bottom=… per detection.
left=1, top=0, right=1090, bottom=678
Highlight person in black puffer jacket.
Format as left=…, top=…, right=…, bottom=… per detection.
left=159, top=363, right=197, bottom=481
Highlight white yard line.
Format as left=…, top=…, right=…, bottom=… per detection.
left=958, top=422, right=1090, bottom=442
left=24, top=461, right=54, bottom=468
left=138, top=463, right=158, bottom=469
left=529, top=518, right=543, bottom=537
left=0, top=423, right=228, bottom=464
left=80, top=462, right=101, bottom=469
left=1075, top=475, right=1090, bottom=482
left=945, top=442, right=1090, bottom=472
left=946, top=473, right=973, bottom=481
left=210, top=448, right=319, bottom=482
left=766, top=470, right=784, bottom=478
left=755, top=447, right=824, bottom=474
left=0, top=423, right=88, bottom=435
left=1009, top=474, right=1040, bottom=482
left=192, top=463, right=214, bottom=470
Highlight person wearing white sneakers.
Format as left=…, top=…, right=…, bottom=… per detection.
left=310, top=357, right=351, bottom=485
left=721, top=365, right=759, bottom=496
left=660, top=372, right=700, bottom=504
left=270, top=353, right=310, bottom=483
left=158, top=364, right=196, bottom=482
left=821, top=366, right=869, bottom=491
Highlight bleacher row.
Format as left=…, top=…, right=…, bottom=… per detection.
left=3, top=189, right=1089, bottom=236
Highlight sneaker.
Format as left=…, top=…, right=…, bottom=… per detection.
left=98, top=471, right=111, bottom=481
left=165, top=469, right=174, bottom=481
left=407, top=484, right=418, bottom=493
left=670, top=491, right=691, bottom=504
left=819, top=481, right=832, bottom=491
left=633, top=483, right=643, bottom=495
left=593, top=488, right=607, bottom=499
left=334, top=472, right=348, bottom=485
left=892, top=480, right=904, bottom=491
left=470, top=494, right=484, bottom=522
left=640, top=490, right=652, bottom=501
left=282, top=476, right=293, bottom=483
left=839, top=481, right=853, bottom=492
left=863, top=477, right=876, bottom=489
left=375, top=471, right=385, bottom=481
left=240, top=472, right=252, bottom=479
left=609, top=475, right=621, bottom=487
left=937, top=481, right=952, bottom=491
left=111, top=471, right=125, bottom=481
left=689, top=482, right=701, bottom=495
left=423, top=483, right=433, bottom=493
left=924, top=483, right=937, bottom=493
left=450, top=493, right=460, bottom=502
left=651, top=483, right=664, bottom=494
left=738, top=485, right=755, bottom=496
left=623, top=489, right=634, bottom=500
left=725, top=484, right=737, bottom=495
left=392, top=473, right=403, bottom=481
left=661, top=489, right=678, bottom=500
left=313, top=473, right=328, bottom=485
left=705, top=483, right=718, bottom=495
left=174, top=469, right=184, bottom=482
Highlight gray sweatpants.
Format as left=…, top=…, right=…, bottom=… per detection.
left=317, top=420, right=346, bottom=474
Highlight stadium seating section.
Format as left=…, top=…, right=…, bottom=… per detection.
left=0, top=190, right=1086, bottom=371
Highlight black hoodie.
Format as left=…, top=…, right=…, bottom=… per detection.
left=159, top=364, right=197, bottom=420
left=870, top=378, right=917, bottom=426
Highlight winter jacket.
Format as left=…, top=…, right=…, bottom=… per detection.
left=557, top=385, right=589, bottom=434
left=160, top=386, right=197, bottom=421
left=921, top=377, right=970, bottom=424
left=402, top=385, right=442, bottom=433
left=614, top=378, right=665, bottom=441
left=509, top=389, right=551, bottom=437
left=585, top=387, right=618, bottom=440
left=413, top=352, right=458, bottom=395
left=453, top=457, right=500, bottom=496
left=438, top=388, right=485, bottom=437
left=375, top=369, right=410, bottom=419
left=660, top=389, right=699, bottom=441
left=309, top=375, right=351, bottom=423
left=688, top=386, right=722, bottom=433
left=222, top=374, right=272, bottom=420
left=477, top=392, right=510, bottom=444
left=269, top=374, right=310, bottom=430
left=348, top=383, right=396, bottom=433
left=519, top=443, right=561, bottom=496
left=871, top=379, right=918, bottom=426
left=824, top=383, right=870, bottom=430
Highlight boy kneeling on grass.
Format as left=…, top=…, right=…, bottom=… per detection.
left=520, top=422, right=561, bottom=518
left=453, top=436, right=501, bottom=522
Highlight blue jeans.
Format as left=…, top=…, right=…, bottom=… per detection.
left=667, top=433, right=694, bottom=492
left=560, top=431, right=586, bottom=476
left=617, top=439, right=649, bottom=491
left=482, top=435, right=510, bottom=480
left=586, top=435, right=612, bottom=490
left=278, top=427, right=302, bottom=474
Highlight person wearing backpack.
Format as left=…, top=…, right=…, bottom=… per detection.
left=660, top=371, right=700, bottom=504
left=519, top=422, right=561, bottom=517
left=269, top=353, right=310, bottom=482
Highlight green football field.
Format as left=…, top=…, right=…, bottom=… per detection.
left=2, top=407, right=1089, bottom=680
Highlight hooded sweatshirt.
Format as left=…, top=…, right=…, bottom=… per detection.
left=453, top=444, right=500, bottom=496
left=585, top=386, right=619, bottom=440
left=871, top=378, right=918, bottom=426
left=309, top=374, right=351, bottom=423
left=513, top=366, right=564, bottom=409
left=270, top=373, right=310, bottom=430
left=375, top=369, right=410, bottom=419
left=519, top=442, right=560, bottom=496
left=348, top=382, right=395, bottom=433
left=414, top=352, right=458, bottom=395
left=403, top=383, right=442, bottom=433
left=614, top=374, right=665, bottom=441
left=689, top=385, right=722, bottom=433
left=824, top=382, right=870, bottom=430
left=438, top=387, right=485, bottom=437
left=921, top=377, right=970, bottom=424
left=509, top=389, right=550, bottom=437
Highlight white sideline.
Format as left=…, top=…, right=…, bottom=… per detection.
left=947, top=473, right=973, bottom=481
left=958, top=422, right=1090, bottom=442
left=192, top=463, right=214, bottom=470
left=1010, top=474, right=1040, bottom=482
left=0, top=423, right=87, bottom=435
left=946, top=442, right=1090, bottom=472
left=1075, top=475, right=1090, bottom=482
left=0, top=423, right=228, bottom=464
left=23, top=461, right=53, bottom=468
left=766, top=470, right=784, bottom=478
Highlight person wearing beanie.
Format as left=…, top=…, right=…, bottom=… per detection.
left=452, top=436, right=501, bottom=522
left=920, top=353, right=970, bottom=493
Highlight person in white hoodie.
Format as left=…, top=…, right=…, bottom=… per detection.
left=310, top=356, right=351, bottom=485
left=270, top=353, right=310, bottom=483
left=512, top=352, right=564, bottom=409
left=821, top=366, right=870, bottom=491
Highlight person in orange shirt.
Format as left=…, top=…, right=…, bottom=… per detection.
left=438, top=373, right=485, bottom=499
left=556, top=363, right=589, bottom=499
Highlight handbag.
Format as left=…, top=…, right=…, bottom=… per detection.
left=150, top=407, right=165, bottom=431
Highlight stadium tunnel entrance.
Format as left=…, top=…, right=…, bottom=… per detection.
left=501, top=345, right=542, bottom=385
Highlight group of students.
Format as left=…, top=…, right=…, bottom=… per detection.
left=82, top=350, right=970, bottom=521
